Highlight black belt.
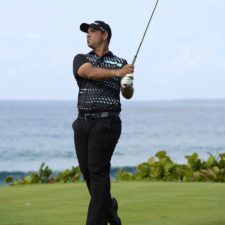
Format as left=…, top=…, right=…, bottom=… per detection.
left=78, top=112, right=120, bottom=121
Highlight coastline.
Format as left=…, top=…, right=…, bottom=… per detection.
left=0, top=166, right=137, bottom=186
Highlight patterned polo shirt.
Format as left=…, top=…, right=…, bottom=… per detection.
left=73, top=51, right=127, bottom=113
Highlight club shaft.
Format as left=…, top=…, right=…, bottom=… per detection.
left=132, top=0, right=159, bottom=66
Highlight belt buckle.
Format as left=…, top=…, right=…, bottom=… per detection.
left=84, top=113, right=95, bottom=120
left=101, top=112, right=109, bottom=118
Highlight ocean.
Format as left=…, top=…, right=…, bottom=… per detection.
left=0, top=100, right=225, bottom=184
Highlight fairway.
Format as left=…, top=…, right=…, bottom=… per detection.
left=0, top=182, right=225, bottom=225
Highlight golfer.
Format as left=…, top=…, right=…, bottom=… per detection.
left=72, top=20, right=134, bottom=225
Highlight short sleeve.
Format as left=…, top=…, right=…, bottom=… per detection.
left=73, top=54, right=89, bottom=78
left=121, top=59, right=128, bottom=68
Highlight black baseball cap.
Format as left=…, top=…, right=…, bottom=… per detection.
left=80, top=20, right=112, bottom=41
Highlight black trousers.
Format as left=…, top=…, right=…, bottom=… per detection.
left=72, top=116, right=121, bottom=225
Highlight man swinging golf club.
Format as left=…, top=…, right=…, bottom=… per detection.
left=72, top=20, right=134, bottom=225
left=72, top=2, right=159, bottom=224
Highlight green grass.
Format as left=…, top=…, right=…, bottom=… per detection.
left=0, top=182, right=225, bottom=225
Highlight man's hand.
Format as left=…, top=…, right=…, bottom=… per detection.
left=116, top=64, right=134, bottom=77
left=121, top=74, right=134, bottom=88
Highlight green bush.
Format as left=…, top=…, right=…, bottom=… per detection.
left=5, top=151, right=225, bottom=185
left=116, top=151, right=225, bottom=182
left=4, top=163, right=81, bottom=186
left=55, top=166, right=81, bottom=183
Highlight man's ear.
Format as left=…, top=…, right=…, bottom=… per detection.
left=103, top=32, right=109, bottom=41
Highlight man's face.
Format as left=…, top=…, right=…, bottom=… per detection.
left=86, top=27, right=107, bottom=49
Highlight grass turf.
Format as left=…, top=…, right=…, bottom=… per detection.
left=0, top=182, right=225, bottom=225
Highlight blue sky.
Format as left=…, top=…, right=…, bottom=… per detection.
left=0, top=0, right=225, bottom=101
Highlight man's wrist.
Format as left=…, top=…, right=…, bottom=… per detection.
left=121, top=83, right=133, bottom=88
left=115, top=69, right=121, bottom=77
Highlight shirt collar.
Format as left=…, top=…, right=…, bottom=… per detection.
left=88, top=51, right=113, bottom=57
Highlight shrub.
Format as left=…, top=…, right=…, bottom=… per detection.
left=5, top=151, right=225, bottom=185
left=116, top=151, right=225, bottom=182
left=4, top=163, right=81, bottom=186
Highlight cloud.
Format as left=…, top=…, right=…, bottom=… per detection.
left=160, top=34, right=219, bottom=75
left=169, top=48, right=201, bottom=70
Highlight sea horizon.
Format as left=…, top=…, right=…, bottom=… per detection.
left=1, top=99, right=225, bottom=184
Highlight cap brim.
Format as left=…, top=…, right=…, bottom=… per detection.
left=80, top=23, right=90, bottom=33
left=80, top=23, right=101, bottom=33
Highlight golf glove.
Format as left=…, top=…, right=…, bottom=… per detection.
left=121, top=74, right=134, bottom=88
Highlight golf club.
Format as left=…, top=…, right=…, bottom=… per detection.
left=132, top=0, right=160, bottom=66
